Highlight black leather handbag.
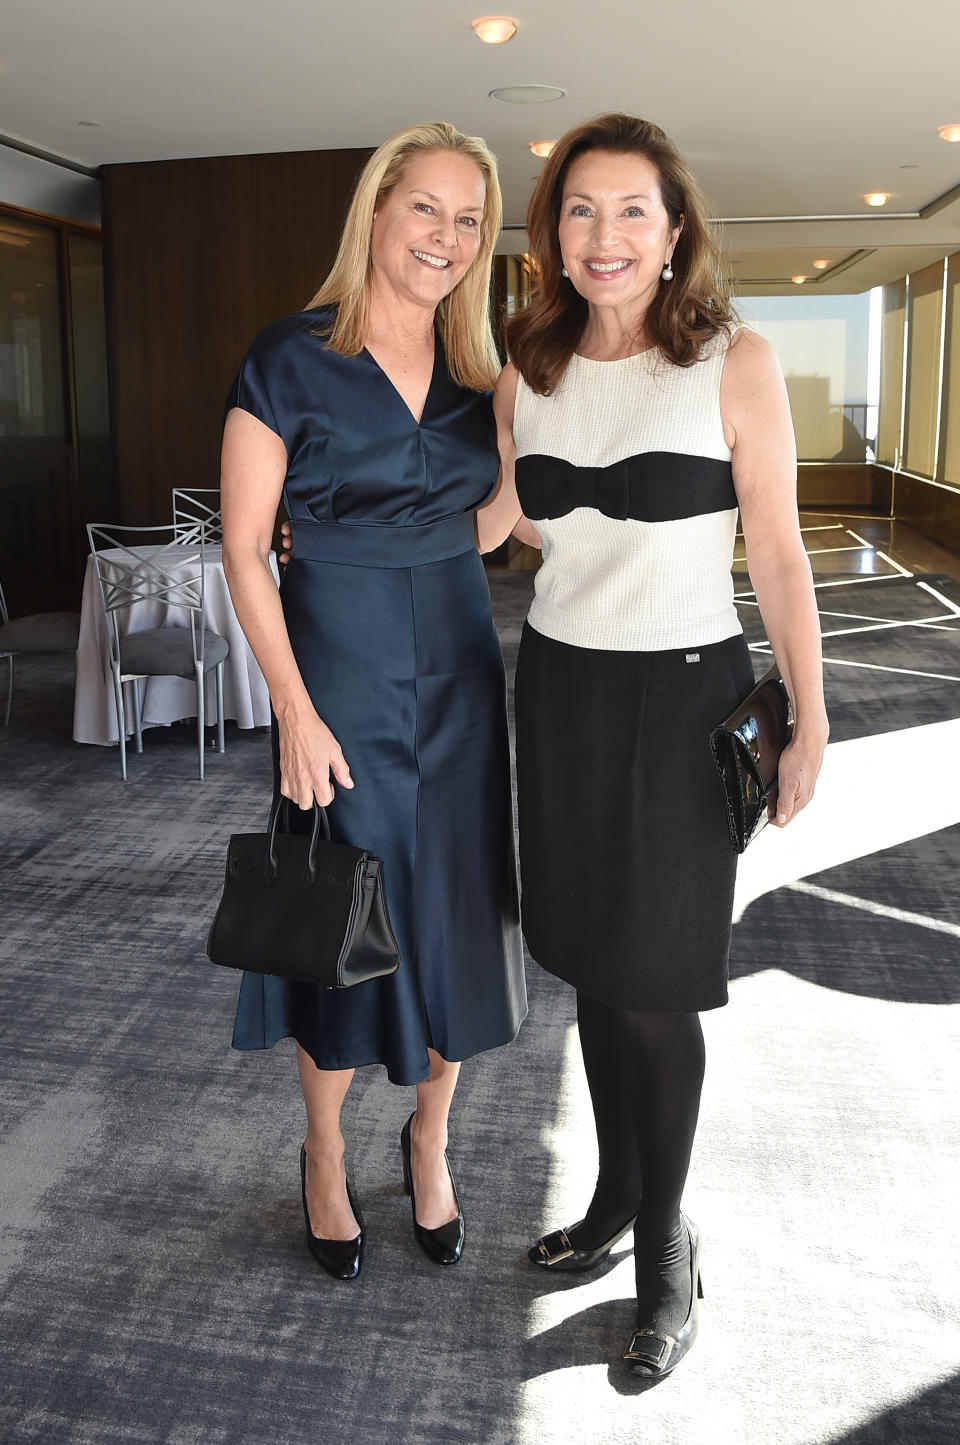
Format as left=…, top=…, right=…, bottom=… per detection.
left=206, top=800, right=400, bottom=988
left=709, top=663, right=794, bottom=853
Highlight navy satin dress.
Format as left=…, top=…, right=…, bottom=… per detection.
left=226, top=308, right=526, bottom=1085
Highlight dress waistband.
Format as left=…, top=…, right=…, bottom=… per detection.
left=288, top=514, right=476, bottom=568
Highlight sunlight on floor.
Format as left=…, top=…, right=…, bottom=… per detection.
left=513, top=968, right=960, bottom=1445
left=507, top=515, right=960, bottom=1442
left=516, top=1026, right=640, bottom=1441
left=733, top=719, right=960, bottom=921
left=787, top=879, right=960, bottom=938
left=522, top=1024, right=598, bottom=1350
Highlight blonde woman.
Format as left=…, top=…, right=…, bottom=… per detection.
left=221, top=123, right=526, bottom=1280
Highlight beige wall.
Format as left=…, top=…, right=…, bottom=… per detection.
left=941, top=253, right=960, bottom=489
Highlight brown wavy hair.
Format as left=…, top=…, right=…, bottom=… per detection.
left=507, top=113, right=733, bottom=395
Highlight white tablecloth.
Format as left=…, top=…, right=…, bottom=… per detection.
left=73, top=543, right=278, bottom=745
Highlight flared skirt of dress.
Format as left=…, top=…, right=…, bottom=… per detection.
left=232, top=550, right=526, bottom=1084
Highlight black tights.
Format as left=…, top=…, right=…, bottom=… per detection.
left=575, top=991, right=705, bottom=1329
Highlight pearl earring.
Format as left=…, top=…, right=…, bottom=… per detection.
left=561, top=267, right=569, bottom=278
left=661, top=259, right=674, bottom=281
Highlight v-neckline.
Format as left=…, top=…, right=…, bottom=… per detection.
left=362, top=335, right=441, bottom=428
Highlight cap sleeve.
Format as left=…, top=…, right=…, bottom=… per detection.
left=224, top=336, right=282, bottom=438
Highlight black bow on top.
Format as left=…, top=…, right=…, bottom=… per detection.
left=515, top=451, right=736, bottom=524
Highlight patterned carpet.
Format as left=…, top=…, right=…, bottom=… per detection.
left=1, top=561, right=958, bottom=1445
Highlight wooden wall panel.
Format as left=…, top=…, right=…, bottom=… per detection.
left=101, top=147, right=371, bottom=524
left=895, top=475, right=960, bottom=557
left=795, top=463, right=889, bottom=509
left=245, top=150, right=369, bottom=325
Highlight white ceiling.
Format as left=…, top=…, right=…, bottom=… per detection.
left=2, top=0, right=959, bottom=292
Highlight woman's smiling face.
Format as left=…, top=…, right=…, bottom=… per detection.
left=558, top=149, right=682, bottom=324
left=370, top=150, right=486, bottom=310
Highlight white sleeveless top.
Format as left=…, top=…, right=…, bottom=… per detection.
left=513, top=331, right=742, bottom=651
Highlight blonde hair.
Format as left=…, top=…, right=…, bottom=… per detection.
left=308, top=121, right=502, bottom=391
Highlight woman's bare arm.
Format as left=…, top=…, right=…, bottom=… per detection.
left=721, top=328, right=829, bottom=827
left=220, top=407, right=353, bottom=806
left=476, top=363, right=542, bottom=553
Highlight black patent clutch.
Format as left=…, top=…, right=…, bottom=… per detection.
left=709, top=663, right=794, bottom=853
left=206, top=800, right=400, bottom=988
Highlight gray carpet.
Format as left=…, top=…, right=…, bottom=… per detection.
left=1, top=566, right=958, bottom=1445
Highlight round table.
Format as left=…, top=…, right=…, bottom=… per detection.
left=73, top=543, right=278, bottom=745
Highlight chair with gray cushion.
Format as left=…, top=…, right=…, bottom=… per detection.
left=172, top=488, right=222, bottom=545
left=85, top=522, right=229, bottom=781
left=0, top=577, right=81, bottom=727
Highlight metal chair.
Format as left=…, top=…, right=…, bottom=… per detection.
left=172, top=489, right=222, bottom=545
left=0, top=576, right=81, bottom=726
left=85, top=522, right=229, bottom=780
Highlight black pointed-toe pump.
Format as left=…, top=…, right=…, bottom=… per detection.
left=400, top=1112, right=465, bottom=1266
left=299, top=1144, right=364, bottom=1281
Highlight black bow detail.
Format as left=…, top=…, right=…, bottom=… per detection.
left=515, top=451, right=736, bottom=524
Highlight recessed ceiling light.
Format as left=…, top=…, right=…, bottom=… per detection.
left=791, top=275, right=807, bottom=285
left=937, top=123, right=960, bottom=143
left=864, top=192, right=889, bottom=206
left=489, top=84, right=566, bottom=104
left=528, top=140, right=556, bottom=158
left=812, top=259, right=829, bottom=270
left=471, top=16, right=517, bottom=44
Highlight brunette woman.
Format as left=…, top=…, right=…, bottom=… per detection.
left=477, top=113, right=827, bottom=1376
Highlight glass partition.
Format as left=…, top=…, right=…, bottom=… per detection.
left=0, top=217, right=66, bottom=440
left=735, top=292, right=872, bottom=462
left=0, top=208, right=112, bottom=612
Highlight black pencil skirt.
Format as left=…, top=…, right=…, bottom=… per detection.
left=514, top=622, right=757, bottom=1012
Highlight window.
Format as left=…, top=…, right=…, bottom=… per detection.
left=736, top=292, right=871, bottom=462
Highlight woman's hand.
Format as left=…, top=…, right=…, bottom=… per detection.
left=512, top=515, right=542, bottom=549
left=276, top=701, right=354, bottom=808
left=770, top=729, right=827, bottom=828
left=279, top=518, right=293, bottom=564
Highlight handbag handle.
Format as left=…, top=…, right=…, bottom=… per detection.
left=267, top=798, right=332, bottom=884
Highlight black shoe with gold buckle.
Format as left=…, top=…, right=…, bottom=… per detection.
left=528, top=1215, right=638, bottom=1273
left=623, top=1215, right=703, bottom=1378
